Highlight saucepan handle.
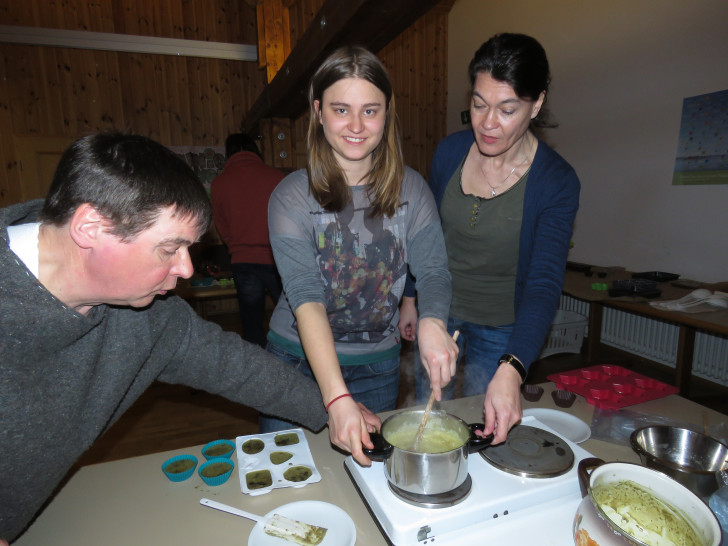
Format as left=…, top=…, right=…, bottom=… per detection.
left=362, top=432, right=394, bottom=461
left=467, top=423, right=494, bottom=453
left=577, top=457, right=605, bottom=498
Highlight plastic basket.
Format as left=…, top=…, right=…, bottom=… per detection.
left=539, top=310, right=588, bottom=358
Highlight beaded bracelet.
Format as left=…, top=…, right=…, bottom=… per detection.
left=325, top=393, right=353, bottom=412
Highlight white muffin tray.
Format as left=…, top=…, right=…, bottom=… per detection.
left=235, top=428, right=321, bottom=496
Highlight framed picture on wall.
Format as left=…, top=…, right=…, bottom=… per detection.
left=672, top=89, right=728, bottom=186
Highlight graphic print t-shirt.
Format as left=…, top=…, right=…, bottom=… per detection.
left=267, top=168, right=439, bottom=357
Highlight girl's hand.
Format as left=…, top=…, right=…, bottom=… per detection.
left=326, top=397, right=381, bottom=466
left=398, top=296, right=418, bottom=341
left=416, top=318, right=458, bottom=400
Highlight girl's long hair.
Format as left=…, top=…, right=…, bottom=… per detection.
left=307, top=46, right=404, bottom=218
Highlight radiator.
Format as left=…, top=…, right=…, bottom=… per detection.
left=559, top=295, right=728, bottom=387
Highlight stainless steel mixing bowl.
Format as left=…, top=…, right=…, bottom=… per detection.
left=630, top=425, right=728, bottom=498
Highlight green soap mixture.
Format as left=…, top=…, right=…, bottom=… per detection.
left=270, top=451, right=294, bottom=465
left=165, top=459, right=195, bottom=473
left=201, top=461, right=232, bottom=478
left=592, top=480, right=702, bottom=546
left=242, top=439, right=265, bottom=454
left=246, top=469, right=273, bottom=489
left=274, top=432, right=300, bottom=446
left=204, top=443, right=232, bottom=457
left=283, top=466, right=312, bottom=482
left=385, top=426, right=466, bottom=453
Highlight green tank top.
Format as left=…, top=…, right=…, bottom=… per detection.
left=440, top=158, right=528, bottom=326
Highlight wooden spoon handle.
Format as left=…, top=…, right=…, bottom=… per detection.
left=414, top=330, right=460, bottom=446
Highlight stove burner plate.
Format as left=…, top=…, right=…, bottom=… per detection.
left=480, top=425, right=574, bottom=478
left=388, top=475, right=472, bottom=508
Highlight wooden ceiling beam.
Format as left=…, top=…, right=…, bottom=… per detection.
left=242, top=0, right=442, bottom=134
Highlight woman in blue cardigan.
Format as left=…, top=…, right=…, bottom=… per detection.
left=400, top=33, right=580, bottom=444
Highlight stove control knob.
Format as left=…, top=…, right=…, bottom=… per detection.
left=417, top=526, right=432, bottom=542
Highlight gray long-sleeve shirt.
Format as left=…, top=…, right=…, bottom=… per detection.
left=267, top=167, right=451, bottom=362
left=0, top=201, right=328, bottom=542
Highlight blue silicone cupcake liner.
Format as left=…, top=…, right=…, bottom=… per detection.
left=198, top=457, right=235, bottom=486
left=162, top=454, right=198, bottom=482
left=201, top=439, right=235, bottom=460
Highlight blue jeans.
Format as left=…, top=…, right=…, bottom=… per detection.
left=231, top=263, right=282, bottom=348
left=259, top=342, right=400, bottom=433
left=414, top=317, right=513, bottom=403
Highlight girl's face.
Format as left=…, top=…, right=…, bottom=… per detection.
left=314, top=77, right=387, bottom=179
left=470, top=72, right=544, bottom=157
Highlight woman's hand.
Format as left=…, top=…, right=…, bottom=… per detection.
left=416, top=318, right=458, bottom=400
left=398, top=296, right=418, bottom=341
left=481, top=363, right=522, bottom=444
left=326, top=396, right=381, bottom=466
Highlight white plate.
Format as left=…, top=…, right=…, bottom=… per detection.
left=248, top=501, right=356, bottom=546
left=523, top=408, right=591, bottom=444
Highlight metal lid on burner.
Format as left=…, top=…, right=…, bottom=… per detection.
left=480, top=425, right=574, bottom=478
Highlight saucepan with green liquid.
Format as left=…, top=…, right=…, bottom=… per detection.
left=363, top=409, right=492, bottom=496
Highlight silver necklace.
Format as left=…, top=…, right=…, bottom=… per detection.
left=480, top=154, right=529, bottom=197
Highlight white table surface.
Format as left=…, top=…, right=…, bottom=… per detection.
left=15, top=382, right=725, bottom=545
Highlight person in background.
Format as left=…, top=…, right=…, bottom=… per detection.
left=400, top=33, right=580, bottom=444
left=260, top=46, right=457, bottom=459
left=0, top=132, right=379, bottom=544
left=211, top=133, right=284, bottom=347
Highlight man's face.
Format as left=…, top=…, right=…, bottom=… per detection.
left=90, top=206, right=199, bottom=308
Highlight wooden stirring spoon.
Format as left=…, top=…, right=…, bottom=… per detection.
left=413, top=330, right=460, bottom=450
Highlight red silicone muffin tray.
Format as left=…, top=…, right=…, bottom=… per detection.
left=547, top=364, right=679, bottom=410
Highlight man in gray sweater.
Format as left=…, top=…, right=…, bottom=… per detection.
left=0, top=132, right=380, bottom=543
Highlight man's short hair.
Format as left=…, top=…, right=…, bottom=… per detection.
left=39, top=132, right=212, bottom=240
left=225, top=133, right=261, bottom=159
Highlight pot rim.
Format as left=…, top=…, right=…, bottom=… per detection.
left=583, top=460, right=720, bottom=546
left=380, top=409, right=471, bottom=453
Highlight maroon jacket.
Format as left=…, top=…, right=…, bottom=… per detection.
left=211, top=151, right=284, bottom=264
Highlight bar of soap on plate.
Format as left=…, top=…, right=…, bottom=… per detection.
left=264, top=513, right=327, bottom=545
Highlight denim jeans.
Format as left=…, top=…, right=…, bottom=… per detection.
left=231, top=263, right=282, bottom=348
left=259, top=342, right=400, bottom=433
left=414, top=316, right=513, bottom=403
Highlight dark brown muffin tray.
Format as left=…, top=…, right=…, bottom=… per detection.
left=547, top=364, right=678, bottom=409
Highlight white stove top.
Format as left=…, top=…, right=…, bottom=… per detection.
left=344, top=416, right=593, bottom=545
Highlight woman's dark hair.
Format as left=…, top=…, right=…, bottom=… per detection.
left=39, top=132, right=212, bottom=240
left=468, top=33, right=556, bottom=129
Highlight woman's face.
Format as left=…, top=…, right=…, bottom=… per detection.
left=470, top=72, right=544, bottom=157
left=314, top=77, right=387, bottom=175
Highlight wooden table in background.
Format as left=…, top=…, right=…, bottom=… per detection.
left=174, top=278, right=238, bottom=320
left=562, top=269, right=728, bottom=395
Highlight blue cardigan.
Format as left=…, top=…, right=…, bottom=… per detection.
left=407, top=130, right=580, bottom=369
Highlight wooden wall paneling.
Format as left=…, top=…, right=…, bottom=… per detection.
left=0, top=2, right=31, bottom=26
left=97, top=50, right=125, bottom=131
left=156, top=55, right=173, bottom=144
left=116, top=53, right=142, bottom=136
left=5, top=45, right=36, bottom=135
left=88, top=0, right=116, bottom=33
left=207, top=59, right=225, bottom=145
left=259, top=117, right=294, bottom=169
left=0, top=47, right=20, bottom=206
left=78, top=49, right=102, bottom=130
left=162, top=56, right=186, bottom=143
left=144, top=54, right=164, bottom=140
left=186, top=57, right=208, bottom=141
left=13, top=136, right=74, bottom=201
left=55, top=47, right=82, bottom=135
left=46, top=48, right=71, bottom=136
